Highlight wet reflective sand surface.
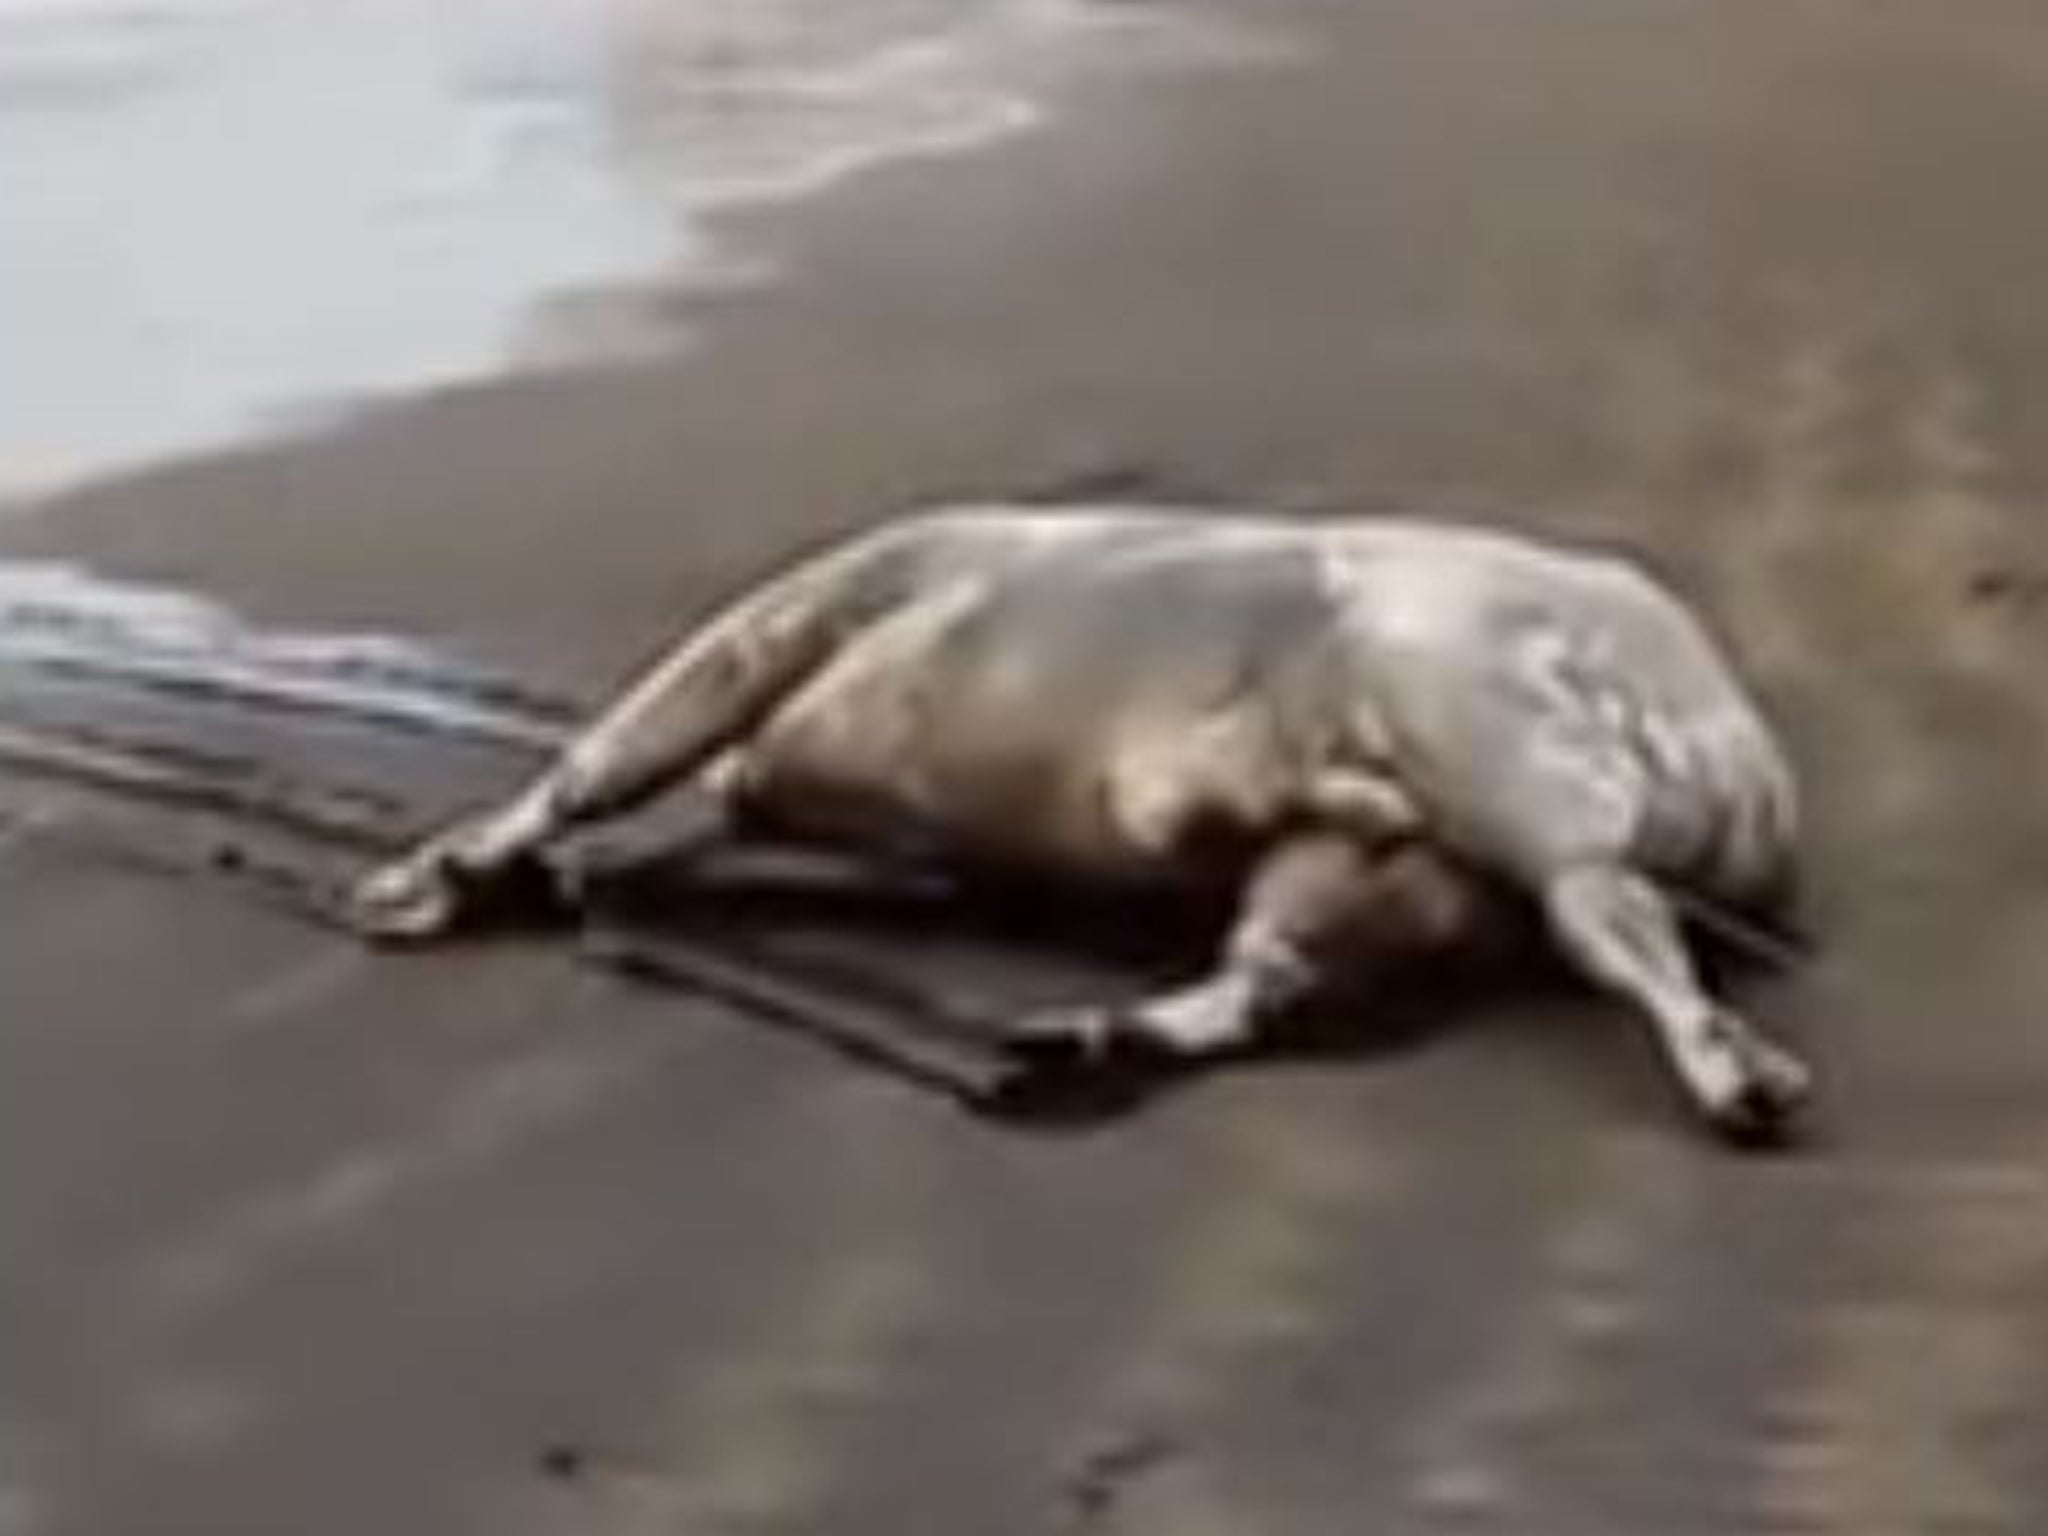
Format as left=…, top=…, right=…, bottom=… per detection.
left=6, top=1, right=2048, bottom=1532
left=0, top=0, right=1187, bottom=496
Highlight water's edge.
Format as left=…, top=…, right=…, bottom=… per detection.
left=0, top=0, right=1253, bottom=505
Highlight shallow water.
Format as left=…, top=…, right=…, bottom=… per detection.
left=0, top=558, right=570, bottom=748
left=0, top=0, right=1208, bottom=501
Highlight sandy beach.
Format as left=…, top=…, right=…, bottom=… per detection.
left=8, top=0, right=2048, bottom=1531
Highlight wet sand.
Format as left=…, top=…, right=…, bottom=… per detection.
left=9, top=1, right=2048, bottom=1531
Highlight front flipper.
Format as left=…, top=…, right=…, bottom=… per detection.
left=350, top=850, right=466, bottom=943
left=1000, top=1004, right=1170, bottom=1075
left=1003, top=968, right=1265, bottom=1073
left=348, top=846, right=564, bottom=944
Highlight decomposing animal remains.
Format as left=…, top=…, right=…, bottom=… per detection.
left=352, top=507, right=1809, bottom=1141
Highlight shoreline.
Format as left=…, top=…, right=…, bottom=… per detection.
left=0, top=0, right=1232, bottom=519
left=11, top=3, right=2048, bottom=1531
left=1, top=0, right=1273, bottom=679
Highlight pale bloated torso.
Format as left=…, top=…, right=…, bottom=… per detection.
left=724, top=510, right=1795, bottom=897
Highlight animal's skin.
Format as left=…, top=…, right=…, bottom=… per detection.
left=352, top=507, right=1809, bottom=1142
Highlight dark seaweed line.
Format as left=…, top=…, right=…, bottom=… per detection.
left=0, top=651, right=567, bottom=754
left=578, top=922, right=1001, bottom=1107
left=582, top=882, right=1013, bottom=1056
left=0, top=598, right=585, bottom=726
left=7, top=787, right=1005, bottom=1106
left=0, top=695, right=279, bottom=781
left=0, top=715, right=415, bottom=854
left=0, top=705, right=1017, bottom=1107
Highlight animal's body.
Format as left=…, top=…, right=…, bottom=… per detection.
left=354, top=507, right=1810, bottom=1141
